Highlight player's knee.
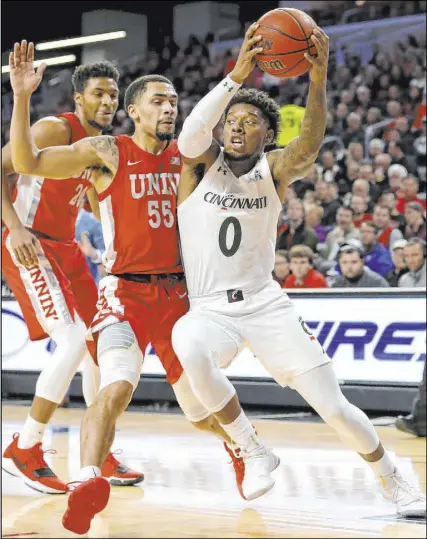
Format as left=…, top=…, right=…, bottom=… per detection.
left=172, top=317, right=211, bottom=370
left=97, top=380, right=133, bottom=416
left=320, top=397, right=352, bottom=428
left=35, top=320, right=88, bottom=403
left=98, top=322, right=143, bottom=394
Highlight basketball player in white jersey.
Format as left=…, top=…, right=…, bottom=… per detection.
left=172, top=22, right=425, bottom=516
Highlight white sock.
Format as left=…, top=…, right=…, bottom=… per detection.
left=18, top=415, right=47, bottom=449
left=79, top=466, right=102, bottom=482
left=221, top=411, right=264, bottom=454
left=368, top=452, right=396, bottom=479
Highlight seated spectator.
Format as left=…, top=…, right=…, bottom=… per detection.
left=413, top=117, right=426, bottom=189
left=387, top=163, right=408, bottom=195
left=347, top=141, right=365, bottom=166
left=317, top=151, right=343, bottom=183
left=359, top=163, right=382, bottom=202
left=293, top=164, right=319, bottom=200
left=373, top=152, right=392, bottom=190
left=276, top=199, right=318, bottom=252
left=314, top=181, right=342, bottom=226
left=303, top=189, right=316, bottom=205
left=394, top=116, right=417, bottom=155
left=356, top=85, right=371, bottom=110
left=360, top=221, right=394, bottom=277
left=322, top=206, right=361, bottom=262
left=332, top=159, right=358, bottom=198
left=366, top=107, right=382, bottom=127
left=334, top=102, right=348, bottom=132
left=273, top=250, right=291, bottom=288
left=387, top=140, right=413, bottom=173
left=369, top=138, right=386, bottom=161
left=332, top=244, right=389, bottom=288
left=351, top=194, right=373, bottom=228
left=396, top=175, right=426, bottom=213
left=386, top=239, right=409, bottom=287
left=399, top=238, right=426, bottom=287
left=342, top=113, right=365, bottom=147
left=372, top=204, right=404, bottom=250
left=305, top=204, right=332, bottom=243
left=359, top=163, right=375, bottom=182
left=285, top=245, right=328, bottom=289
left=350, top=178, right=374, bottom=211
left=386, top=100, right=403, bottom=120
left=380, top=190, right=406, bottom=231
left=404, top=202, right=427, bottom=241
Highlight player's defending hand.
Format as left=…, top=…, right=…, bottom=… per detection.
left=304, top=27, right=329, bottom=85
left=229, top=23, right=264, bottom=85
left=9, top=40, right=46, bottom=98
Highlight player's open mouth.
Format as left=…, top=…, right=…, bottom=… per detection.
left=231, top=138, right=244, bottom=148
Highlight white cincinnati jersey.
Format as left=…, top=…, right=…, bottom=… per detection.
left=178, top=149, right=282, bottom=298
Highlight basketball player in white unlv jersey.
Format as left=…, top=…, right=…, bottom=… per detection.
left=172, top=22, right=425, bottom=515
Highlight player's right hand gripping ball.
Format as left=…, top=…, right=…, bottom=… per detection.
left=254, top=8, right=318, bottom=78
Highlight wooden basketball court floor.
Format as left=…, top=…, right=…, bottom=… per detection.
left=1, top=404, right=426, bottom=538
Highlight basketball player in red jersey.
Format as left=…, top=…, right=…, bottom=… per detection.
left=9, top=41, right=243, bottom=535
left=2, top=48, right=143, bottom=493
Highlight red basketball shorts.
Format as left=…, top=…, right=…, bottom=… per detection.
left=87, top=274, right=189, bottom=385
left=2, top=229, right=98, bottom=340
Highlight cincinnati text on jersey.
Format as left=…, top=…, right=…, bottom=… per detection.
left=203, top=192, right=268, bottom=210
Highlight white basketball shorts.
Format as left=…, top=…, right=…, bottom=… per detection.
left=183, top=280, right=331, bottom=387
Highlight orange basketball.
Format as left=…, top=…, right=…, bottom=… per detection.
left=254, top=8, right=317, bottom=79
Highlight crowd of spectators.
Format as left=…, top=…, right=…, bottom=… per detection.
left=1, top=4, right=426, bottom=291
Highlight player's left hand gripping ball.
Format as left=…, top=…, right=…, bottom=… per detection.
left=304, top=28, right=329, bottom=84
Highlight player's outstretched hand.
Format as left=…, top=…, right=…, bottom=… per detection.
left=9, top=40, right=47, bottom=97
left=304, top=27, right=329, bottom=84
left=229, top=22, right=264, bottom=85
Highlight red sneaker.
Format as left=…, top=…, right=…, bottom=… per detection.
left=224, top=442, right=246, bottom=499
left=62, top=477, right=110, bottom=535
left=2, top=433, right=67, bottom=494
left=101, top=451, right=144, bottom=486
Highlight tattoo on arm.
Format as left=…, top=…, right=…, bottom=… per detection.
left=88, top=136, right=118, bottom=171
left=274, top=82, right=327, bottom=175
left=298, top=83, right=327, bottom=157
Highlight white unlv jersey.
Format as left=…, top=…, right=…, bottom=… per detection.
left=178, top=149, right=282, bottom=298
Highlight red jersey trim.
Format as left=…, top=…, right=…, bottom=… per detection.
left=97, top=136, right=127, bottom=202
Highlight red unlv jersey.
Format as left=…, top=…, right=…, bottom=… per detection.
left=99, top=136, right=183, bottom=275
left=12, top=112, right=92, bottom=242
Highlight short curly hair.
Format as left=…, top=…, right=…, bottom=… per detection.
left=72, top=61, right=120, bottom=93
left=224, top=88, right=281, bottom=139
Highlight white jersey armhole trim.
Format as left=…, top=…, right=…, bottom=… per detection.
left=177, top=148, right=223, bottom=212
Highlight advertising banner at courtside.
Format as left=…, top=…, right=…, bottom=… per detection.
left=2, top=294, right=426, bottom=384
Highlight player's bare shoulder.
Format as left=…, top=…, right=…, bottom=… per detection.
left=36, top=115, right=72, bottom=141
left=178, top=139, right=220, bottom=205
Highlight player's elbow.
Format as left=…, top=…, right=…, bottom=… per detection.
left=178, top=115, right=211, bottom=159
left=12, top=160, right=34, bottom=175
left=11, top=151, right=41, bottom=176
